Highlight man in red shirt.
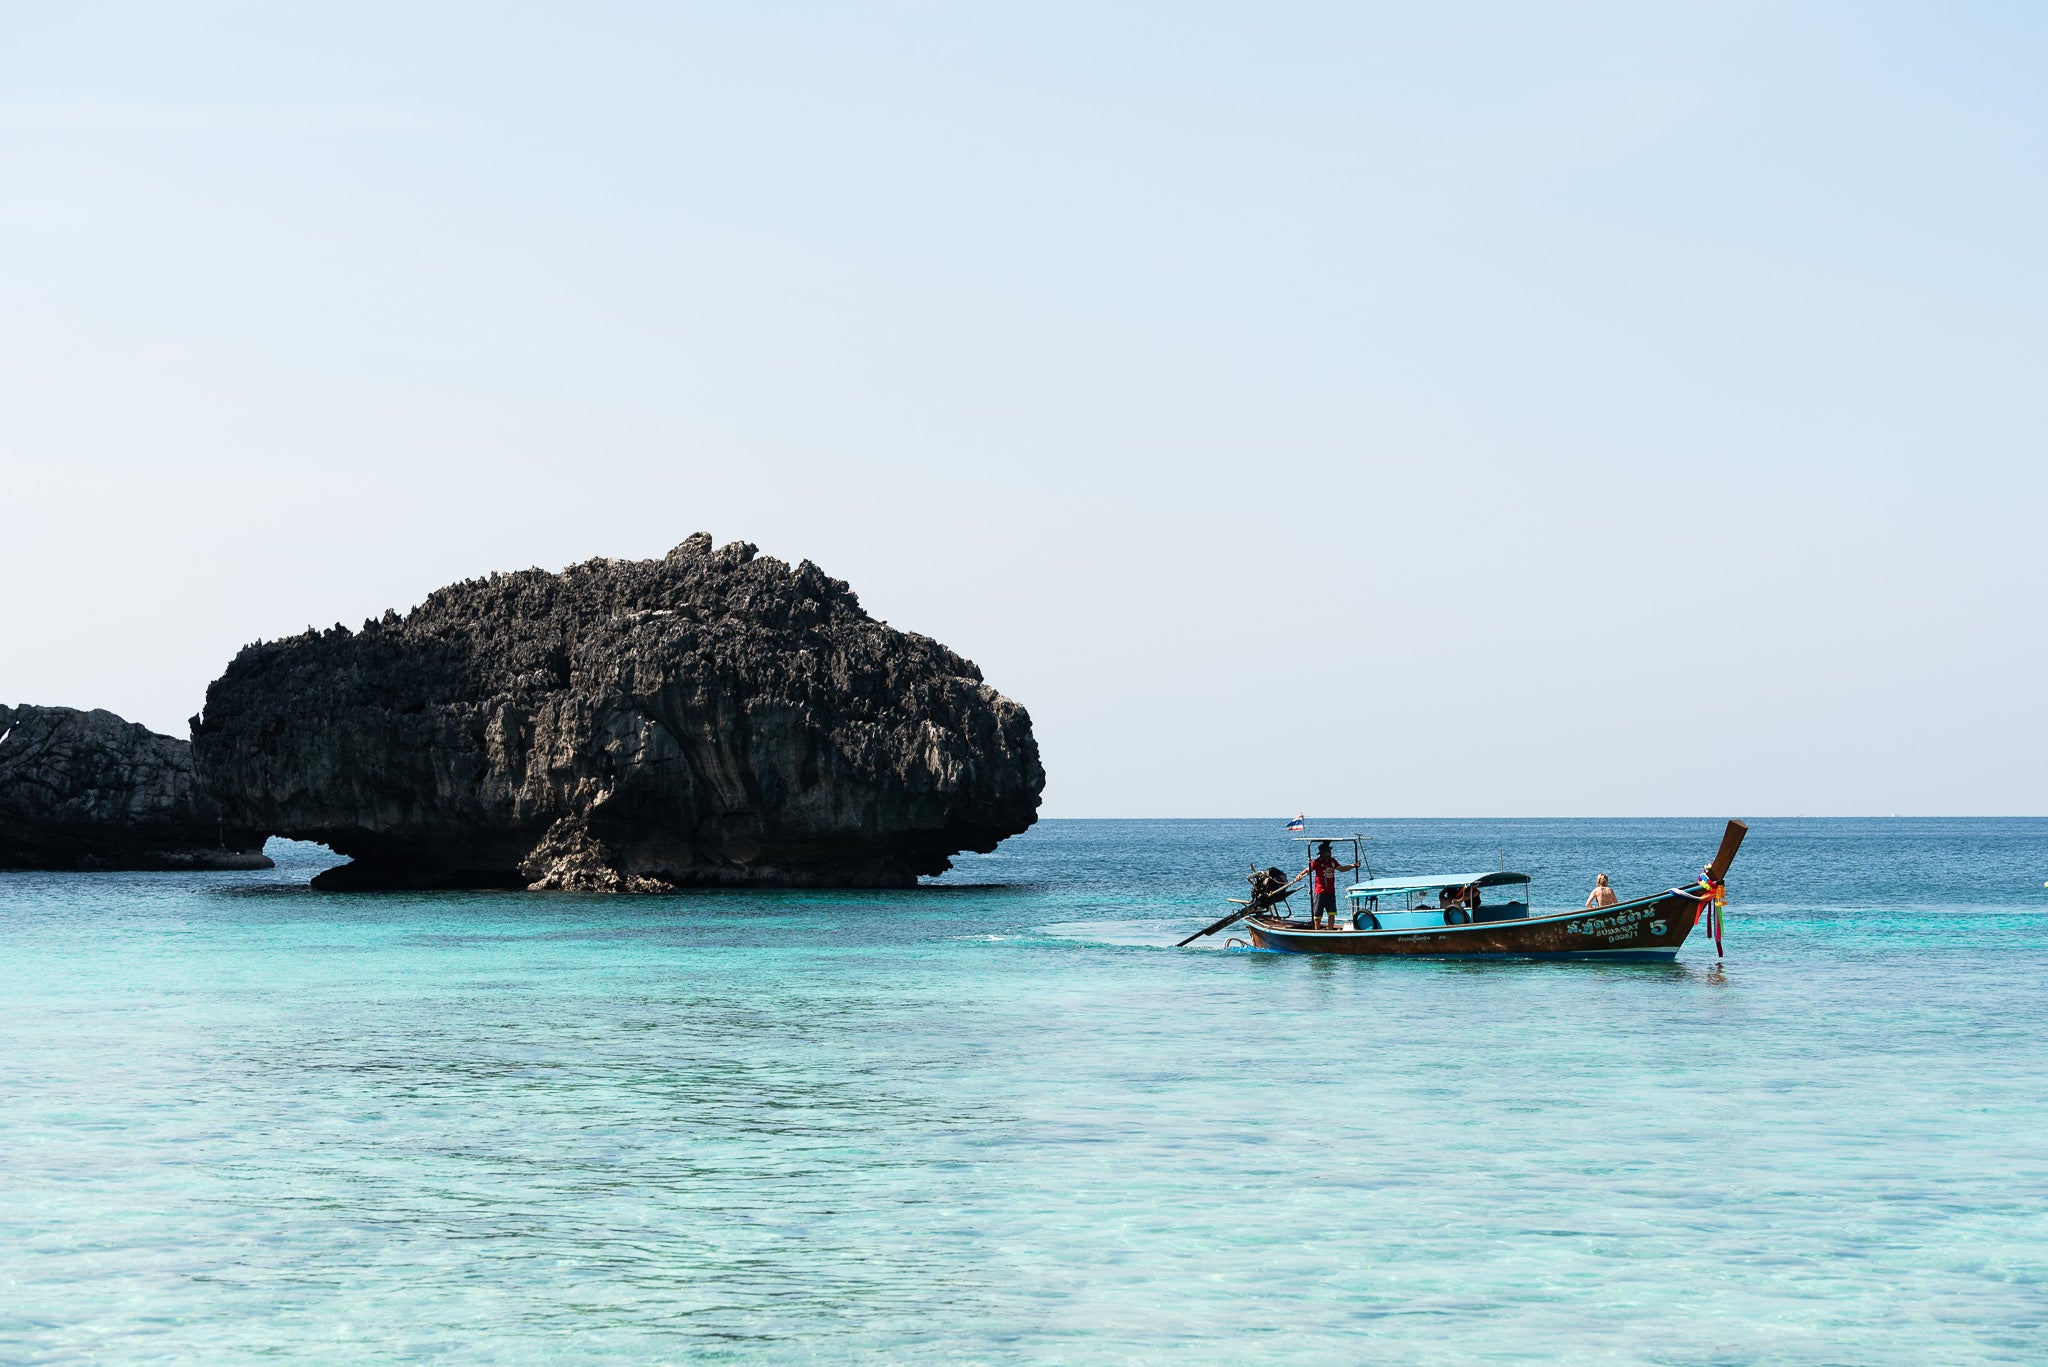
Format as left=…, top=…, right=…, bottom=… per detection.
left=1299, top=840, right=1359, bottom=929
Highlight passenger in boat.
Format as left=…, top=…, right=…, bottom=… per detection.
left=1585, top=874, right=1618, bottom=909
left=1299, top=841, right=1358, bottom=929
left=1440, top=885, right=1476, bottom=923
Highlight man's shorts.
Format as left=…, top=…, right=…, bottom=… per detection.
left=1315, top=889, right=1337, bottom=918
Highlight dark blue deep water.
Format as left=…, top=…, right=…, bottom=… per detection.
left=4, top=818, right=2045, bottom=1363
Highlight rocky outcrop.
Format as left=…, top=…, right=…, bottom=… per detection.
left=191, top=535, right=1044, bottom=891
left=0, top=705, right=273, bottom=870
left=517, top=816, right=670, bottom=893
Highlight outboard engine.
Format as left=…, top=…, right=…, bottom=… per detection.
left=1247, top=866, right=1290, bottom=906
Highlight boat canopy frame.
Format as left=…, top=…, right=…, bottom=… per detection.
left=1345, top=870, right=1531, bottom=898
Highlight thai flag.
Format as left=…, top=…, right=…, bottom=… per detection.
left=1285, top=813, right=1305, bottom=831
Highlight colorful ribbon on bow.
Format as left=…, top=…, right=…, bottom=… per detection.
left=1695, top=871, right=1728, bottom=957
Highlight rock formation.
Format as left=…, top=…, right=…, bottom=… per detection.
left=191, top=535, right=1043, bottom=891
left=0, top=704, right=273, bottom=870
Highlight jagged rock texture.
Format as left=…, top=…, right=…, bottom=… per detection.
left=0, top=704, right=273, bottom=870
left=518, top=817, right=669, bottom=894
left=191, top=535, right=1043, bottom=890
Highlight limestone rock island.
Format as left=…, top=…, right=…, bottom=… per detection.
left=0, top=704, right=273, bottom=870
left=191, top=535, right=1044, bottom=890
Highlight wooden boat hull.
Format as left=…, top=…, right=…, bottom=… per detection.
left=1245, top=886, right=1705, bottom=959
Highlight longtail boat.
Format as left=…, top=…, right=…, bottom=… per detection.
left=1187, top=820, right=1747, bottom=960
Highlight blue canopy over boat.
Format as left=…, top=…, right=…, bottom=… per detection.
left=1346, top=871, right=1530, bottom=897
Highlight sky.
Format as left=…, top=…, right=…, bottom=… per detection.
left=2, top=3, right=2043, bottom=817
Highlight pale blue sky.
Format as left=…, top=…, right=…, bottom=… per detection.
left=2, top=3, right=2043, bottom=815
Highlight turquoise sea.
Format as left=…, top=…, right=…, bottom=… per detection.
left=4, top=818, right=2045, bottom=1363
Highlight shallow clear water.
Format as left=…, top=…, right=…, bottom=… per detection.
left=4, top=818, right=2045, bottom=1363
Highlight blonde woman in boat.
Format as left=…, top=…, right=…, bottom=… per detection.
left=1585, top=873, right=1618, bottom=909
